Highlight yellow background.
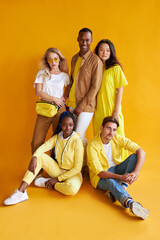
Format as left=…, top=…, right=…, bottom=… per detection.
left=0, top=0, right=160, bottom=239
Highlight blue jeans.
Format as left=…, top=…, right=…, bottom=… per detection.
left=97, top=154, right=137, bottom=207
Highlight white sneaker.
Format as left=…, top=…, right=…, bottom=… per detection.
left=130, top=201, right=149, bottom=220
left=4, top=189, right=29, bottom=206
left=34, top=177, right=51, bottom=187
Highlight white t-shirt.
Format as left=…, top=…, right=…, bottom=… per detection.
left=34, top=70, right=70, bottom=98
left=103, top=142, right=116, bottom=168
left=58, top=131, right=75, bottom=140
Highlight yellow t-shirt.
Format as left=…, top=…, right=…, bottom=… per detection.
left=68, top=57, right=82, bottom=108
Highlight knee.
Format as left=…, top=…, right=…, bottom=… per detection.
left=129, top=153, right=137, bottom=163
left=31, top=140, right=42, bottom=155
left=65, top=179, right=82, bottom=196
left=108, top=178, right=116, bottom=187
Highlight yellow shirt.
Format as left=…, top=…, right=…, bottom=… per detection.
left=33, top=132, right=84, bottom=182
left=68, top=57, right=82, bottom=108
left=87, top=133, right=140, bottom=188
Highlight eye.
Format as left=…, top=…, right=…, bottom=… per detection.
left=47, top=58, right=53, bottom=63
left=53, top=58, right=59, bottom=63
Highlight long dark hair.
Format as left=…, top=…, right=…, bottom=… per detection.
left=95, top=39, right=122, bottom=70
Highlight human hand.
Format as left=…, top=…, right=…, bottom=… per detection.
left=128, top=172, right=139, bottom=184
left=54, top=97, right=65, bottom=107
left=28, top=156, right=37, bottom=175
left=112, top=111, right=119, bottom=120
left=61, top=96, right=66, bottom=102
left=73, top=106, right=83, bottom=116
left=45, top=178, right=59, bottom=189
left=121, top=172, right=139, bottom=185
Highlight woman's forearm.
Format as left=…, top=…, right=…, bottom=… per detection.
left=36, top=90, right=56, bottom=102
left=114, top=87, right=123, bottom=113
left=35, top=83, right=65, bottom=107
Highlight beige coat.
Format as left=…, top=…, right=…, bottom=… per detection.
left=70, top=50, right=103, bottom=112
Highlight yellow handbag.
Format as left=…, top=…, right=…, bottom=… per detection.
left=36, top=101, right=59, bottom=117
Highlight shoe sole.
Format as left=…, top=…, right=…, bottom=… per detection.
left=4, top=197, right=28, bottom=206
left=131, top=202, right=149, bottom=219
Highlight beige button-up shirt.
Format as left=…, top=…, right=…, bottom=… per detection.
left=70, top=50, right=103, bottom=112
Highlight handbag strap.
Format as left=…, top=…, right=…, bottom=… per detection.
left=54, top=134, right=72, bottom=167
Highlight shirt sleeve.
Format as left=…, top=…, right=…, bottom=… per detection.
left=87, top=142, right=104, bottom=175
left=33, top=70, right=44, bottom=87
left=116, top=134, right=140, bottom=153
left=64, top=73, right=70, bottom=87
left=33, top=135, right=57, bottom=158
left=58, top=138, right=84, bottom=182
left=114, top=65, right=128, bottom=89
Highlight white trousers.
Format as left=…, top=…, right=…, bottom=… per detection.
left=69, top=107, right=93, bottom=165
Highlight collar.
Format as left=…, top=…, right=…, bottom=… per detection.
left=58, top=131, right=76, bottom=140
left=96, top=133, right=108, bottom=159
left=79, top=49, right=91, bottom=59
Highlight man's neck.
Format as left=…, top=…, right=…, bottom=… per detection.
left=100, top=134, right=110, bottom=145
left=79, top=49, right=90, bottom=57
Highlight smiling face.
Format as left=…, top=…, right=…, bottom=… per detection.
left=77, top=31, right=93, bottom=56
left=100, top=122, right=117, bottom=144
left=61, top=117, right=74, bottom=139
left=98, top=43, right=111, bottom=63
left=47, top=52, right=60, bottom=71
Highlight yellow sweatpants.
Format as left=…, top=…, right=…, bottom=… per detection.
left=23, top=153, right=83, bottom=196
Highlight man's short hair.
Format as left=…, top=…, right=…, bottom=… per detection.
left=79, top=28, right=92, bottom=36
left=102, top=116, right=119, bottom=128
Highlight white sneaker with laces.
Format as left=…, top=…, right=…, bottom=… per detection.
left=4, top=189, right=29, bottom=206
left=130, top=201, right=149, bottom=219
left=34, top=177, right=51, bottom=187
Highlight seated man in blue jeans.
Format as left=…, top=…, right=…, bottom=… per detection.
left=87, top=116, right=149, bottom=219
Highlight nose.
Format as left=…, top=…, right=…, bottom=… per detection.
left=83, top=40, right=87, bottom=45
left=66, top=125, right=69, bottom=130
left=109, top=128, right=114, bottom=133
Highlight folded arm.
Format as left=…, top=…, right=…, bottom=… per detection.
left=35, top=83, right=65, bottom=107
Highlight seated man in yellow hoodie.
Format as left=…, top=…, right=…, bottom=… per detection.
left=87, top=116, right=149, bottom=219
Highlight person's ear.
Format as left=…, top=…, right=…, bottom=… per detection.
left=100, top=125, right=103, bottom=131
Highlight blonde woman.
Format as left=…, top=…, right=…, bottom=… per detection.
left=31, top=48, right=70, bottom=154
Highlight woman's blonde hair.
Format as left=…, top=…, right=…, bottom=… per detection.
left=38, top=47, right=68, bottom=81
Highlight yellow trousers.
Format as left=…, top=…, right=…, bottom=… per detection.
left=23, top=153, right=83, bottom=196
